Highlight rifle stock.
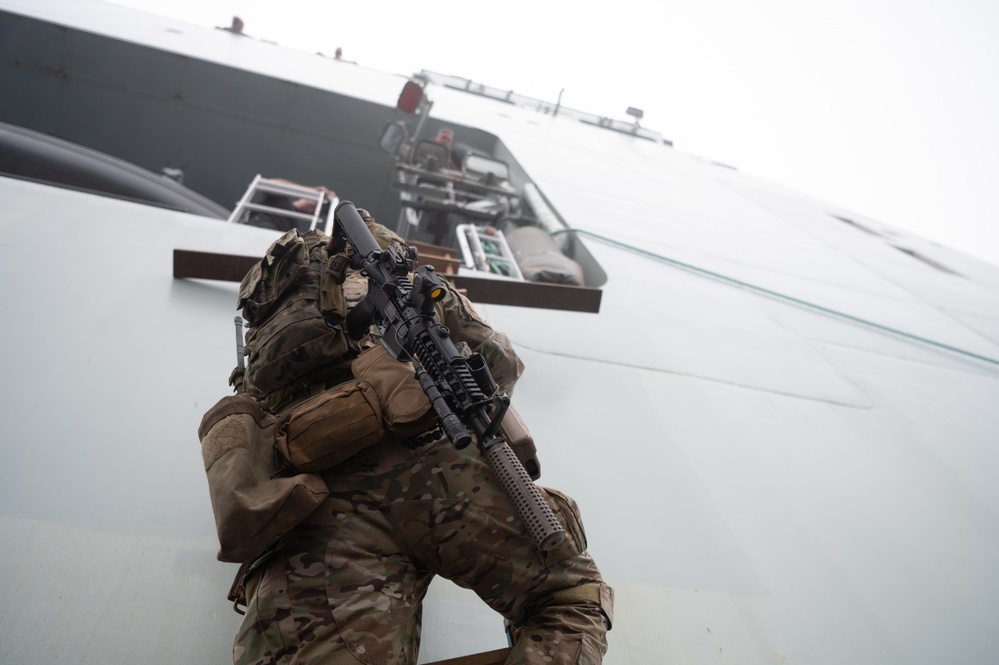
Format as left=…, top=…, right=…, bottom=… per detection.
left=333, top=201, right=565, bottom=551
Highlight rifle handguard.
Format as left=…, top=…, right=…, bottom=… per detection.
left=483, top=440, right=565, bottom=551
left=333, top=200, right=565, bottom=552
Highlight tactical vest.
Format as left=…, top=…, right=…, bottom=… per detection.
left=237, top=229, right=368, bottom=413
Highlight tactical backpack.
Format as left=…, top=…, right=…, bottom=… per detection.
left=237, top=229, right=356, bottom=413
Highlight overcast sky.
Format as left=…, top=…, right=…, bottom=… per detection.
left=108, top=0, right=999, bottom=267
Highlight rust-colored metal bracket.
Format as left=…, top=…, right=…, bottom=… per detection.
left=173, top=249, right=602, bottom=313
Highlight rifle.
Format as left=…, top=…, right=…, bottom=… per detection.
left=333, top=201, right=565, bottom=552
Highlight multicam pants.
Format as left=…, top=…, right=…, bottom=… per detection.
left=233, top=435, right=613, bottom=665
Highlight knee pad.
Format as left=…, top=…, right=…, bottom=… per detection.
left=551, top=582, right=614, bottom=630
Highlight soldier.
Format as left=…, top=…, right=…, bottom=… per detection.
left=225, top=210, right=613, bottom=664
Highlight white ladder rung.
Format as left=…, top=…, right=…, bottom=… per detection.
left=456, top=223, right=523, bottom=280
left=240, top=202, right=317, bottom=221
left=227, top=175, right=327, bottom=230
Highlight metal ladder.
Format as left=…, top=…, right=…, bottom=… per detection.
left=227, top=174, right=336, bottom=233
left=455, top=223, right=523, bottom=280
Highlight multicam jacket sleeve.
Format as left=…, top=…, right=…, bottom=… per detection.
left=434, top=279, right=524, bottom=396
left=358, top=210, right=524, bottom=395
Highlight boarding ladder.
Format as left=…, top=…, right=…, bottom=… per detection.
left=227, top=174, right=336, bottom=234
left=456, top=223, right=523, bottom=280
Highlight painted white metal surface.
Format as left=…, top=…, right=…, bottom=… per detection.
left=2, top=3, right=999, bottom=664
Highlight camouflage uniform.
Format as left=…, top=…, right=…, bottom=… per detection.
left=232, top=215, right=613, bottom=665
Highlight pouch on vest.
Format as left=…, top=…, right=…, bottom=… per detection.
left=351, top=344, right=439, bottom=439
left=237, top=231, right=308, bottom=325
left=499, top=404, right=542, bottom=481
left=238, top=230, right=351, bottom=412
left=199, top=394, right=329, bottom=564
left=320, top=253, right=349, bottom=327
left=273, top=380, right=384, bottom=472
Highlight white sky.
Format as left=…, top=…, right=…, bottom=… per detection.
left=108, top=0, right=999, bottom=267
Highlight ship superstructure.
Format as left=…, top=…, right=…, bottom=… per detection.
left=2, top=2, right=999, bottom=663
